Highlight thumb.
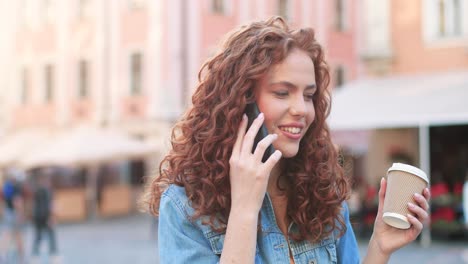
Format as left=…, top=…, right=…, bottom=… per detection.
left=376, top=177, right=387, bottom=218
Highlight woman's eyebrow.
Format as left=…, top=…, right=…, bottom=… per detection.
left=269, top=81, right=317, bottom=90
left=305, top=84, right=317, bottom=91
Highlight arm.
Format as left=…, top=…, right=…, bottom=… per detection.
left=363, top=177, right=431, bottom=264
left=220, top=113, right=281, bottom=264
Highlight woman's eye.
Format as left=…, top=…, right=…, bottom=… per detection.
left=274, top=91, right=288, bottom=97
left=305, top=94, right=315, bottom=101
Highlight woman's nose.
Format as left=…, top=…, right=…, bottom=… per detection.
left=289, top=97, right=307, bottom=117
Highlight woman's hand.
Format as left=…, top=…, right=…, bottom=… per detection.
left=229, top=113, right=282, bottom=214
left=369, top=177, right=431, bottom=257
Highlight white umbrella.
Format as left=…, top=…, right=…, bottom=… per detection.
left=0, top=129, right=54, bottom=168
left=20, top=126, right=158, bottom=169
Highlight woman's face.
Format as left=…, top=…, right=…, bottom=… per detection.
left=255, top=48, right=316, bottom=158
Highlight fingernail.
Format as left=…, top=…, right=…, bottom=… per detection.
left=414, top=193, right=422, bottom=198
left=258, top=113, right=264, bottom=119
left=408, top=202, right=415, bottom=208
left=242, top=114, right=247, bottom=120
left=274, top=150, right=282, bottom=159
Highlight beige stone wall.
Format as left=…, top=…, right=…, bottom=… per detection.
left=366, top=128, right=419, bottom=185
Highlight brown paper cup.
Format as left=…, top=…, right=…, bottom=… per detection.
left=382, top=163, right=429, bottom=229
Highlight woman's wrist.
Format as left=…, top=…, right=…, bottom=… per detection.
left=363, top=235, right=391, bottom=264
left=229, top=205, right=259, bottom=223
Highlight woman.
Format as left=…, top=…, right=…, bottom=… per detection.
left=143, top=17, right=430, bottom=263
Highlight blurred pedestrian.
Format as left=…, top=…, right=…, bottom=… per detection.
left=31, top=173, right=60, bottom=263
left=0, top=168, right=26, bottom=263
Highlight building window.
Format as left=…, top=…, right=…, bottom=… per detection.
left=78, top=60, right=89, bottom=98
left=334, top=0, right=347, bottom=31
left=278, top=0, right=289, bottom=20
left=20, top=68, right=29, bottom=104
left=44, top=64, right=54, bottom=102
left=334, top=66, right=346, bottom=89
left=130, top=52, right=143, bottom=95
left=423, top=0, right=465, bottom=41
left=437, top=0, right=462, bottom=36
left=212, top=0, right=225, bottom=14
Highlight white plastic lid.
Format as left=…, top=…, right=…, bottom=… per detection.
left=387, top=163, right=429, bottom=184
left=383, top=212, right=411, bottom=229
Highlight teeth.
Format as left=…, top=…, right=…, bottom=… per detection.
left=280, top=127, right=301, bottom=134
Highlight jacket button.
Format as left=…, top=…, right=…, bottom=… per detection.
left=309, top=260, right=316, bottom=264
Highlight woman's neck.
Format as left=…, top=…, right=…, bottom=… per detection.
left=267, top=160, right=288, bottom=197
left=267, top=160, right=291, bottom=236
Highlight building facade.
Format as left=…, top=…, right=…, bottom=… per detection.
left=1, top=0, right=362, bottom=134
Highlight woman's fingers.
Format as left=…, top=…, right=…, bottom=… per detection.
left=406, top=213, right=423, bottom=232
left=408, top=191, right=430, bottom=226
left=241, top=113, right=265, bottom=156
left=423, top=188, right=431, bottom=202
left=413, top=192, right=429, bottom=212
left=408, top=202, right=429, bottom=222
left=263, top=150, right=282, bottom=171
left=253, top=133, right=277, bottom=161
left=232, top=114, right=248, bottom=158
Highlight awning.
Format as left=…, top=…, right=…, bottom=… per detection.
left=328, top=71, right=468, bottom=130
left=0, top=129, right=55, bottom=168
left=19, top=126, right=158, bottom=169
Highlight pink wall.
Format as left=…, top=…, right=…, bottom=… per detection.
left=120, top=96, right=148, bottom=120
left=200, top=4, right=237, bottom=63
left=9, top=0, right=362, bottom=129
left=326, top=0, right=359, bottom=87
left=121, top=10, right=148, bottom=45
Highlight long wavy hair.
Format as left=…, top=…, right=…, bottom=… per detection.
left=143, top=17, right=349, bottom=243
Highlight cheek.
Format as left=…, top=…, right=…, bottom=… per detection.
left=263, top=115, right=277, bottom=134
left=307, top=104, right=316, bottom=123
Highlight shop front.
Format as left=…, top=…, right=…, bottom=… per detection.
left=328, top=70, right=468, bottom=244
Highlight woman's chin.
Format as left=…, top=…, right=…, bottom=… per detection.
left=275, top=147, right=299, bottom=159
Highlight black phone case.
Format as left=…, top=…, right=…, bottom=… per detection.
left=244, top=103, right=275, bottom=162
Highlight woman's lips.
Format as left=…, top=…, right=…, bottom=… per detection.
left=279, top=127, right=302, bottom=140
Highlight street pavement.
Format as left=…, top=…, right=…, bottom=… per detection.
left=11, top=214, right=468, bottom=264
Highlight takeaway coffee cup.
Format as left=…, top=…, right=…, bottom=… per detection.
left=382, top=163, right=429, bottom=229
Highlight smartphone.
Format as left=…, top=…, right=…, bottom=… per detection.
left=244, top=103, right=275, bottom=162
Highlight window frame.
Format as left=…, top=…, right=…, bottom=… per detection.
left=129, top=51, right=144, bottom=96
left=334, top=0, right=349, bottom=32
left=334, top=65, right=347, bottom=89
left=20, top=67, right=30, bottom=105
left=44, top=63, right=54, bottom=103
left=78, top=59, right=89, bottom=99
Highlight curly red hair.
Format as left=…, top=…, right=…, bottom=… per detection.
left=144, top=17, right=350, bottom=243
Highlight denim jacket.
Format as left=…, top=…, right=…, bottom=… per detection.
left=158, top=184, right=360, bottom=264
